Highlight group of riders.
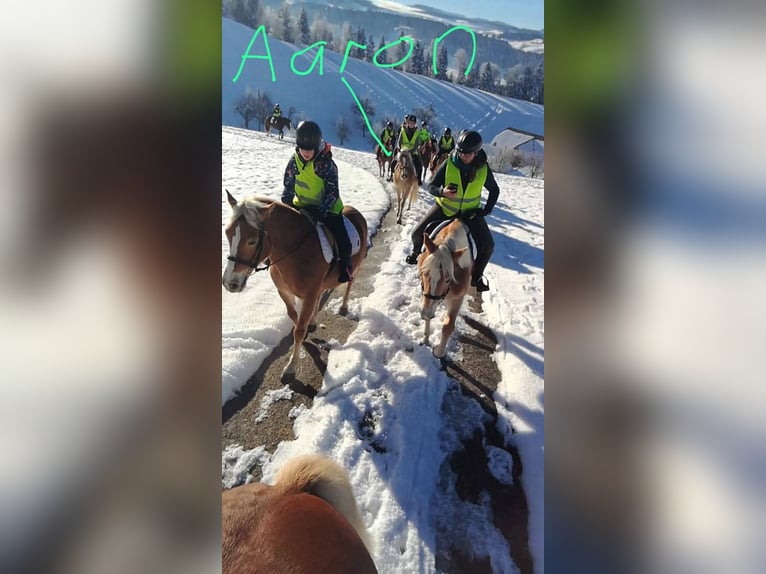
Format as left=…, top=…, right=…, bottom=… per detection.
left=281, top=114, right=498, bottom=294
left=377, top=114, right=455, bottom=186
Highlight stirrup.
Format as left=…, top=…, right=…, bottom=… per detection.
left=471, top=276, right=489, bottom=292
left=405, top=252, right=419, bottom=265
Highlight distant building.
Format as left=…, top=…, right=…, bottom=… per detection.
left=485, top=127, right=544, bottom=176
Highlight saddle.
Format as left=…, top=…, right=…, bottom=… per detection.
left=300, top=211, right=362, bottom=264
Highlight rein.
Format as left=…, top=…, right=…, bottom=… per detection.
left=420, top=271, right=452, bottom=301
left=227, top=215, right=313, bottom=274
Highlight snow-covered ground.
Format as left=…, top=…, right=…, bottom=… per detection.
left=221, top=126, right=544, bottom=573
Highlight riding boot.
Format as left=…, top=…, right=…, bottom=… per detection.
left=338, top=255, right=353, bottom=283
left=324, top=213, right=354, bottom=283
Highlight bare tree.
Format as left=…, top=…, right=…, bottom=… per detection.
left=335, top=116, right=350, bottom=145
left=350, top=96, right=375, bottom=137
left=527, top=153, right=543, bottom=178
left=249, top=89, right=273, bottom=130
left=235, top=93, right=256, bottom=130
left=412, top=103, right=437, bottom=125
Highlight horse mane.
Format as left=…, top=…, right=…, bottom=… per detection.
left=424, top=222, right=471, bottom=280
left=229, top=195, right=277, bottom=229
left=423, top=244, right=456, bottom=286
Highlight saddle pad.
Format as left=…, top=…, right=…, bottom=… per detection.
left=317, top=217, right=362, bottom=264
left=424, top=220, right=477, bottom=261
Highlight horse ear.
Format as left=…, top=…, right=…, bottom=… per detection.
left=423, top=233, right=436, bottom=254
left=226, top=189, right=238, bottom=208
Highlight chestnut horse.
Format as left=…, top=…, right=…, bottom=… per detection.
left=223, top=454, right=377, bottom=574
left=392, top=149, right=419, bottom=225
left=417, top=219, right=473, bottom=358
left=222, top=193, right=368, bottom=376
left=265, top=116, right=292, bottom=139
left=418, top=138, right=436, bottom=182
left=429, top=149, right=449, bottom=178
left=375, top=140, right=394, bottom=179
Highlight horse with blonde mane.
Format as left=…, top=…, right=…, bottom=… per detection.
left=223, top=454, right=377, bottom=574
left=392, top=149, right=419, bottom=225
left=417, top=219, right=473, bottom=358
left=222, top=192, right=368, bottom=376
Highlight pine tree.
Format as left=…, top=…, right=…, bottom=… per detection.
left=367, top=35, right=375, bottom=62
left=395, top=31, right=407, bottom=71
left=436, top=44, right=449, bottom=80
left=479, top=62, right=494, bottom=92
left=376, top=35, right=388, bottom=65
left=298, top=8, right=310, bottom=44
left=355, top=26, right=367, bottom=59
left=279, top=3, right=293, bottom=43
left=411, top=40, right=425, bottom=75
left=464, top=61, right=480, bottom=88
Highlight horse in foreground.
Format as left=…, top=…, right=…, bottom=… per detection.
left=265, top=116, right=292, bottom=139
left=376, top=140, right=394, bottom=180
left=222, top=193, right=368, bottom=376
left=392, top=149, right=419, bottom=225
left=417, top=219, right=473, bottom=359
left=223, top=454, right=377, bottom=574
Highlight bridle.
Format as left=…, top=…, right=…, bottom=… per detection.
left=419, top=267, right=452, bottom=301
left=227, top=224, right=269, bottom=274
left=226, top=216, right=313, bottom=275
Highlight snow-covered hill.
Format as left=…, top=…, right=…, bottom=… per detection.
left=222, top=17, right=543, bottom=154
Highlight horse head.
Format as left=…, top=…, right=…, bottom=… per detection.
left=222, top=191, right=270, bottom=293
left=396, top=150, right=414, bottom=180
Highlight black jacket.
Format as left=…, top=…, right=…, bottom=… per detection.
left=426, top=150, right=500, bottom=214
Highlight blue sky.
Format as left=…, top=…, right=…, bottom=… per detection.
left=397, top=0, right=544, bottom=30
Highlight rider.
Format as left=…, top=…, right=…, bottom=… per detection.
left=392, top=114, right=424, bottom=185
left=272, top=103, right=282, bottom=121
left=433, top=127, right=455, bottom=166
left=418, top=120, right=432, bottom=146
left=282, top=120, right=354, bottom=283
left=404, top=130, right=499, bottom=293
left=376, top=120, right=395, bottom=156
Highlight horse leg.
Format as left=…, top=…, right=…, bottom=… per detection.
left=339, top=278, right=354, bottom=315
left=421, top=317, right=431, bottom=346
left=434, top=297, right=462, bottom=358
left=283, top=290, right=320, bottom=377
left=273, top=272, right=299, bottom=325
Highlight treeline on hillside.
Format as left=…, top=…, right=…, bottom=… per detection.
left=223, top=0, right=544, bottom=105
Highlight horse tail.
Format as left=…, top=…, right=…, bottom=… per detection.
left=274, top=454, right=372, bottom=554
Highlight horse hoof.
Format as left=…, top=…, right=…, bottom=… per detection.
left=339, top=306, right=348, bottom=316
left=433, top=347, right=446, bottom=359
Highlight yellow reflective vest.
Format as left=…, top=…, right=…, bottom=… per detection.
left=292, top=153, right=343, bottom=214
left=436, top=158, right=487, bottom=217
left=399, top=128, right=419, bottom=152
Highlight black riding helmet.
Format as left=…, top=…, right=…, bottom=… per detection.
left=421, top=120, right=428, bottom=127
left=296, top=120, right=322, bottom=152
left=386, top=121, right=393, bottom=128
left=456, top=130, right=482, bottom=154
left=444, top=127, right=451, bottom=136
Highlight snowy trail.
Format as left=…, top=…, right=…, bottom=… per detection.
left=221, top=127, right=544, bottom=573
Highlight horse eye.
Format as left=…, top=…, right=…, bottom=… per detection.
left=247, top=239, right=257, bottom=246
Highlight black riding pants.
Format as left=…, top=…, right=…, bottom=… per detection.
left=322, top=212, right=352, bottom=261
left=411, top=205, right=495, bottom=280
